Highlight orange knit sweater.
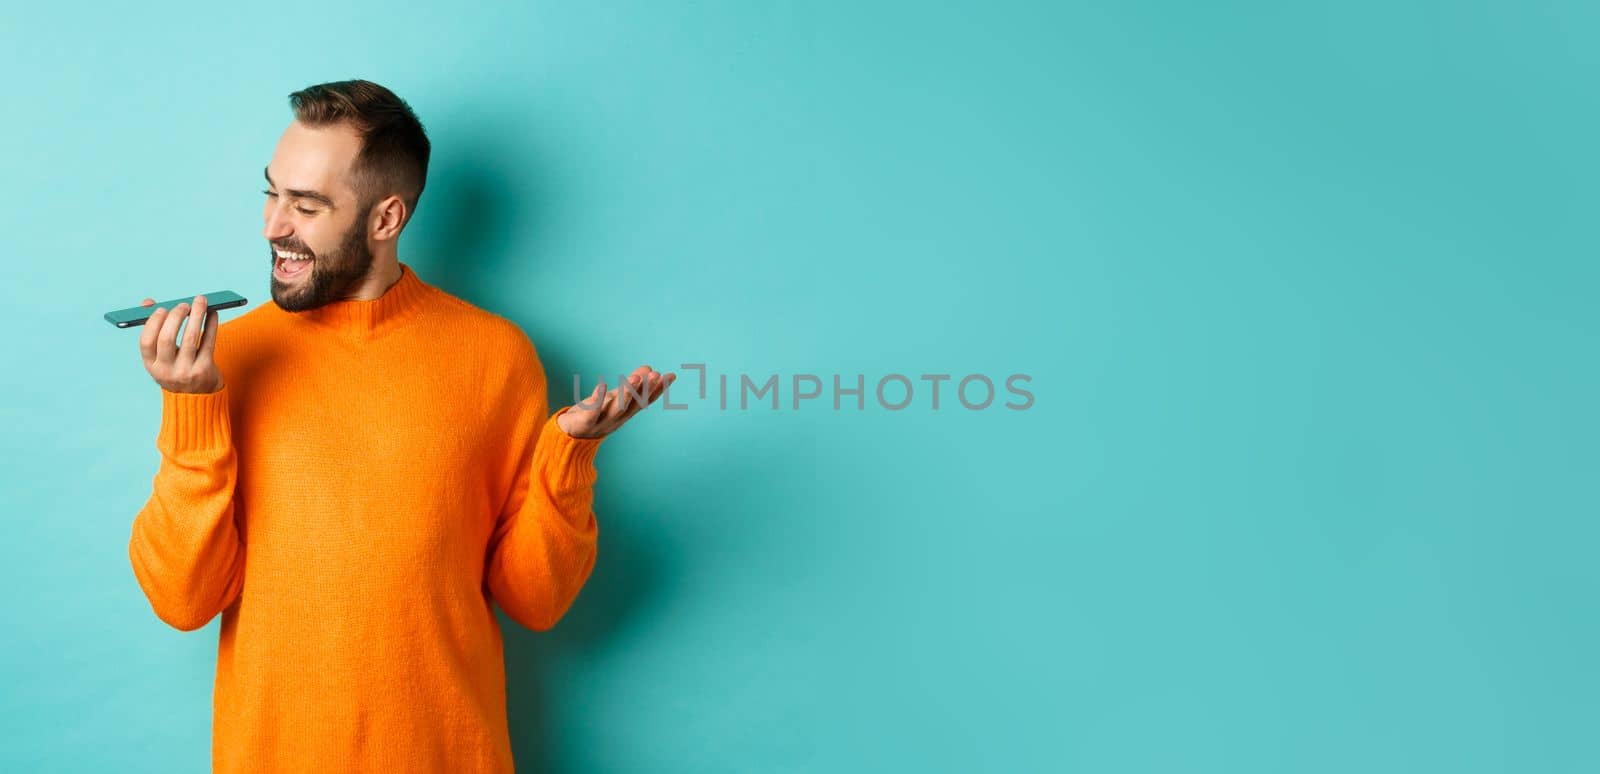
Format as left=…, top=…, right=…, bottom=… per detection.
left=128, top=261, right=605, bottom=773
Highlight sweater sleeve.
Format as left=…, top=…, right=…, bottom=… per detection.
left=484, top=349, right=606, bottom=632
left=128, top=385, right=247, bottom=632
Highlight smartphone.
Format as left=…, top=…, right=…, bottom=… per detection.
left=104, top=291, right=249, bottom=328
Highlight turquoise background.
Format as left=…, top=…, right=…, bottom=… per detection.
left=3, top=1, right=1595, bottom=771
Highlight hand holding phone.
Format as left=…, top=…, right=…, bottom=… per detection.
left=135, top=294, right=227, bottom=394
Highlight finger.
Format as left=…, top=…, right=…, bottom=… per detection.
left=138, top=306, right=168, bottom=364
left=155, top=303, right=190, bottom=365
left=589, top=380, right=612, bottom=413
left=624, top=372, right=656, bottom=415
left=141, top=298, right=155, bottom=306
left=611, top=372, right=636, bottom=415
left=649, top=371, right=676, bottom=404
left=197, top=307, right=220, bottom=363
left=576, top=380, right=605, bottom=411
left=611, top=374, right=630, bottom=415
left=622, top=371, right=667, bottom=421
left=178, top=296, right=208, bottom=363
left=604, top=380, right=624, bottom=416
left=599, top=380, right=632, bottom=425
left=622, top=365, right=654, bottom=410
left=624, top=371, right=649, bottom=412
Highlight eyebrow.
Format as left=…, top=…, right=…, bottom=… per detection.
left=263, top=166, right=337, bottom=209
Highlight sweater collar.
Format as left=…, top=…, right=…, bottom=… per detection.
left=293, top=261, right=434, bottom=337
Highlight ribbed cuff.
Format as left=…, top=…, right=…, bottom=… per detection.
left=535, top=406, right=605, bottom=489
left=157, top=385, right=232, bottom=454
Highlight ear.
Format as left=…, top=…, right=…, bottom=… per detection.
left=369, top=194, right=408, bottom=241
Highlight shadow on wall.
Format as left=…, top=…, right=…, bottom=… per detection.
left=498, top=483, right=666, bottom=772
left=404, top=116, right=721, bottom=771
left=411, top=110, right=836, bottom=770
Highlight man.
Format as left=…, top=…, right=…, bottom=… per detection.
left=127, top=79, right=674, bottom=773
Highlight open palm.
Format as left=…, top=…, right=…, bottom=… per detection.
left=556, top=364, right=676, bottom=439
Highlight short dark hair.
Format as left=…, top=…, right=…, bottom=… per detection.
left=287, top=79, right=430, bottom=228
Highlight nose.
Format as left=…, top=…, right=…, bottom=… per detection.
left=263, top=202, right=293, bottom=243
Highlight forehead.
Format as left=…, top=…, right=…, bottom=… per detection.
left=265, top=119, right=362, bottom=199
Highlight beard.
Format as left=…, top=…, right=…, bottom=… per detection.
left=269, top=212, right=376, bottom=312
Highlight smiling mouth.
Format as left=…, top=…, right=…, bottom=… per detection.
left=274, top=249, right=314, bottom=279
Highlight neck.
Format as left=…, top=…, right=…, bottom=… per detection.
left=291, top=260, right=435, bottom=340
left=340, top=257, right=403, bottom=302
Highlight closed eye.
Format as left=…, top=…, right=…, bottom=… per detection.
left=262, top=189, right=319, bottom=216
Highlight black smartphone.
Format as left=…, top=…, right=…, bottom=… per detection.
left=104, top=291, right=249, bottom=328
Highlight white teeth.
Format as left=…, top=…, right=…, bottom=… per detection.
left=275, top=250, right=311, bottom=261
